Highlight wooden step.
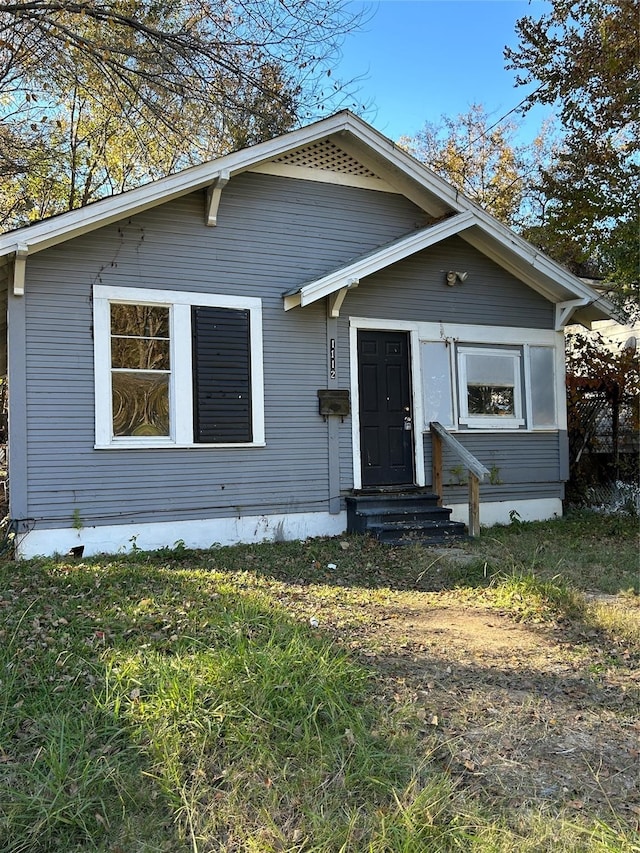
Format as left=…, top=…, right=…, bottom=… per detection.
left=346, top=491, right=466, bottom=545
left=367, top=518, right=467, bottom=546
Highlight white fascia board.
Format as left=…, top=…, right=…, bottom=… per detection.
left=0, top=111, right=465, bottom=260
left=338, top=116, right=617, bottom=322
left=294, top=211, right=475, bottom=309
left=0, top=113, right=357, bottom=259
left=461, top=217, right=618, bottom=320
left=462, top=228, right=563, bottom=303
left=0, top=105, right=616, bottom=327
left=336, top=114, right=465, bottom=211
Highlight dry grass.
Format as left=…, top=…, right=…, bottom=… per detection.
left=0, top=510, right=638, bottom=851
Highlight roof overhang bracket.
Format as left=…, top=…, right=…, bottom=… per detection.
left=205, top=171, right=230, bottom=226
left=555, top=298, right=589, bottom=330
left=12, top=244, right=29, bottom=296
left=328, top=279, right=359, bottom=317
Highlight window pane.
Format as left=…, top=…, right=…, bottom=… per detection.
left=468, top=385, right=515, bottom=416
left=112, top=372, right=170, bottom=436
left=111, top=303, right=169, bottom=338
left=111, top=337, right=170, bottom=370
left=530, top=346, right=556, bottom=426
left=466, top=354, right=515, bottom=387
left=459, top=348, right=523, bottom=423
left=421, top=341, right=454, bottom=427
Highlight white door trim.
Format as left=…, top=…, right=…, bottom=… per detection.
left=349, top=318, right=426, bottom=490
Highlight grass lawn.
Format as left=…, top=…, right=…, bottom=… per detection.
left=0, top=510, right=638, bottom=852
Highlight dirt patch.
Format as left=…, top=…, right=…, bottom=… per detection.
left=389, top=604, right=556, bottom=654
left=352, top=598, right=640, bottom=829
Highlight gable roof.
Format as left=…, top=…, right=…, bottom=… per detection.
left=0, top=110, right=618, bottom=327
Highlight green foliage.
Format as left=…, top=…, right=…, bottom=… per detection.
left=0, top=558, right=466, bottom=851
left=489, top=568, right=586, bottom=623
left=488, top=465, right=502, bottom=486
left=506, top=0, right=639, bottom=291
left=0, top=1, right=364, bottom=226
left=472, top=509, right=639, bottom=594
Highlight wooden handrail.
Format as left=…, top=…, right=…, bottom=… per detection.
left=430, top=422, right=490, bottom=537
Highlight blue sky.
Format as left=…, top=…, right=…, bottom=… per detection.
left=335, top=0, right=554, bottom=145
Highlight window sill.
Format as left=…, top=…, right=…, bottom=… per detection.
left=422, top=427, right=558, bottom=435
left=460, top=418, right=525, bottom=430
left=94, top=441, right=267, bottom=450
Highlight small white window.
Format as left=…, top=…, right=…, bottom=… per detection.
left=458, top=347, right=524, bottom=429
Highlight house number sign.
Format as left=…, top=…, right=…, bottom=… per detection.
left=330, top=337, right=336, bottom=379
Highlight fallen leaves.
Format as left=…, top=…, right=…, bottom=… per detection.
left=1, top=537, right=638, bottom=840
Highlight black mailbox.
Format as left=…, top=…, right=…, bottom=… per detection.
left=317, top=389, right=350, bottom=417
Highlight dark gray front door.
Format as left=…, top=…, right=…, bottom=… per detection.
left=357, top=330, right=414, bottom=487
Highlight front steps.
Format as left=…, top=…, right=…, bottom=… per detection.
left=346, top=489, right=466, bottom=546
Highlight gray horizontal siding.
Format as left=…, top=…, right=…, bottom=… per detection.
left=25, top=173, right=426, bottom=529
left=443, top=482, right=564, bottom=504
left=25, top=297, right=331, bottom=527
left=422, top=431, right=564, bottom=503
left=21, top=171, right=559, bottom=531
left=345, top=236, right=554, bottom=329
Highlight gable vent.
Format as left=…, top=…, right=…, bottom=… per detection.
left=272, top=140, right=378, bottom=178
left=250, top=138, right=398, bottom=192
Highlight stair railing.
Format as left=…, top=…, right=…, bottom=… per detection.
left=430, top=421, right=490, bottom=537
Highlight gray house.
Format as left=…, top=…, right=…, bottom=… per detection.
left=0, top=112, right=616, bottom=557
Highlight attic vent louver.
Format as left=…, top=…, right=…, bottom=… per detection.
left=273, top=140, right=378, bottom=178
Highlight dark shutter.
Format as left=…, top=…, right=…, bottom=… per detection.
left=192, top=306, right=252, bottom=443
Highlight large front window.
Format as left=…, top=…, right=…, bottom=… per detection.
left=420, top=336, right=559, bottom=431
left=94, top=286, right=264, bottom=448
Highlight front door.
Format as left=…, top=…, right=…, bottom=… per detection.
left=357, top=330, right=414, bottom=487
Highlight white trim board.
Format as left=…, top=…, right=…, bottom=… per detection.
left=447, top=497, right=562, bottom=527
left=349, top=319, right=426, bottom=491
left=352, top=317, right=561, bottom=346
left=249, top=163, right=399, bottom=193
left=15, top=511, right=348, bottom=559
left=0, top=111, right=449, bottom=259
left=284, top=212, right=475, bottom=310
left=15, top=498, right=564, bottom=559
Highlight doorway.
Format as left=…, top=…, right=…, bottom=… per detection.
left=357, top=329, right=414, bottom=487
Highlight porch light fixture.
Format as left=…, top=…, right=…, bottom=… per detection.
left=446, top=270, right=468, bottom=286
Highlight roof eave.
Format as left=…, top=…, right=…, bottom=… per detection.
left=0, top=112, right=361, bottom=258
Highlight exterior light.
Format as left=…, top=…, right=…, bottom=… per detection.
left=446, top=271, right=468, bottom=286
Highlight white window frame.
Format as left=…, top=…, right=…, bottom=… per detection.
left=457, top=346, right=525, bottom=429
left=417, top=323, right=563, bottom=432
left=93, top=284, right=264, bottom=449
